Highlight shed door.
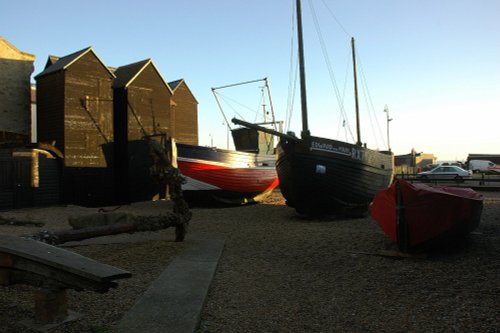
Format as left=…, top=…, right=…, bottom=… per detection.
left=13, top=159, right=34, bottom=208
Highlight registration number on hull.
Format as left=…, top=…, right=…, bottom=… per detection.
left=310, top=141, right=364, bottom=160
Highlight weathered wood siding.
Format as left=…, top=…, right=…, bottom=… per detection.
left=171, top=81, right=198, bottom=145
left=34, top=153, right=61, bottom=206
left=0, top=150, right=13, bottom=210
left=113, top=63, right=172, bottom=203
left=36, top=72, right=65, bottom=150
left=36, top=50, right=115, bottom=206
left=63, top=52, right=114, bottom=168
left=0, top=148, right=61, bottom=210
left=126, top=64, right=171, bottom=140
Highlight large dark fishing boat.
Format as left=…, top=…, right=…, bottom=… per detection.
left=233, top=0, right=393, bottom=215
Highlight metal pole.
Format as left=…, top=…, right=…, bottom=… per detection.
left=351, top=37, right=361, bottom=146
left=384, top=105, right=393, bottom=151
left=265, top=78, right=278, bottom=132
left=211, top=78, right=266, bottom=91
left=296, top=0, right=310, bottom=138
left=212, top=88, right=232, bottom=132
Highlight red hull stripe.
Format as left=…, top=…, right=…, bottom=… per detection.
left=178, top=160, right=279, bottom=193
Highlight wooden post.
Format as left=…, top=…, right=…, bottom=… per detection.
left=34, top=288, right=69, bottom=324
left=0, top=253, right=12, bottom=285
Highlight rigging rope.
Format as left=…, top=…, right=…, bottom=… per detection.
left=335, top=53, right=351, bottom=140
left=315, top=0, right=387, bottom=149
left=286, top=2, right=298, bottom=133
left=319, top=0, right=351, bottom=38
left=308, top=0, right=355, bottom=142
left=357, top=52, right=387, bottom=149
left=214, top=91, right=257, bottom=121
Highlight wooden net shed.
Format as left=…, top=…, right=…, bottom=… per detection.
left=35, top=47, right=116, bottom=207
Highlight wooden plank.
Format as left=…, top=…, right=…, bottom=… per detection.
left=0, top=235, right=130, bottom=282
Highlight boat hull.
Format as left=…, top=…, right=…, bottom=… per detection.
left=371, top=179, right=484, bottom=251
left=276, top=135, right=394, bottom=215
left=176, top=143, right=279, bottom=205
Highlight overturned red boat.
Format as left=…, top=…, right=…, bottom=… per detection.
left=371, top=179, right=483, bottom=252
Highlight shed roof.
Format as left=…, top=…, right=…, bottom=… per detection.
left=44, top=55, right=60, bottom=69
left=168, top=79, right=183, bottom=91
left=112, top=59, right=173, bottom=94
left=35, top=47, right=115, bottom=79
left=168, top=79, right=198, bottom=104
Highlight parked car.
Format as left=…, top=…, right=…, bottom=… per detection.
left=468, top=160, right=500, bottom=174
left=416, top=165, right=472, bottom=182
left=439, top=161, right=466, bottom=169
left=421, top=163, right=438, bottom=172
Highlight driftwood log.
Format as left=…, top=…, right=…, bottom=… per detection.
left=32, top=213, right=189, bottom=245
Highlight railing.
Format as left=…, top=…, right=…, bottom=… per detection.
left=395, top=173, right=500, bottom=188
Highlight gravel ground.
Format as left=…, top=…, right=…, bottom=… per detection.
left=0, top=190, right=499, bottom=333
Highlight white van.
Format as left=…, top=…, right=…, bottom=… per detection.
left=468, top=160, right=500, bottom=173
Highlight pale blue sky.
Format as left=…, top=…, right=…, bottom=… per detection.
left=2, top=0, right=499, bottom=161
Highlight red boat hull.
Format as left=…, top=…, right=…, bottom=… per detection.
left=176, top=143, right=279, bottom=205
left=371, top=179, right=483, bottom=250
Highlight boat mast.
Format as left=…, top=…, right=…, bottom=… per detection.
left=351, top=37, right=362, bottom=146
left=296, top=0, right=310, bottom=138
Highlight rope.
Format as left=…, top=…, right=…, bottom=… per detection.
left=308, top=0, right=355, bottom=142
left=319, top=0, right=352, bottom=37
left=213, top=91, right=252, bottom=120
left=285, top=0, right=298, bottom=133
left=314, top=0, right=386, bottom=149
left=357, top=53, right=387, bottom=149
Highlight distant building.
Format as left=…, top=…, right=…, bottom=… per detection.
left=0, top=36, right=35, bottom=144
left=31, top=84, right=36, bottom=143
left=395, top=149, right=437, bottom=174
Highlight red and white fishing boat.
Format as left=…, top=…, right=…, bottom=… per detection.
left=371, top=179, right=483, bottom=252
left=176, top=143, right=279, bottom=205
left=174, top=78, right=281, bottom=205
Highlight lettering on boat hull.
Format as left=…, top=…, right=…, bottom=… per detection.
left=310, top=141, right=364, bottom=161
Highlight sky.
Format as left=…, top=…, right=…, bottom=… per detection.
left=2, top=0, right=499, bottom=161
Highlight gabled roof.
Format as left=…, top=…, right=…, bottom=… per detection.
left=35, top=47, right=115, bottom=79
left=168, top=79, right=183, bottom=91
left=112, top=59, right=173, bottom=94
left=44, top=55, right=60, bottom=69
left=168, top=79, right=198, bottom=104
left=112, top=59, right=150, bottom=88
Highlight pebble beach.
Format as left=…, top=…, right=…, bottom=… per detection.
left=0, top=189, right=499, bottom=332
